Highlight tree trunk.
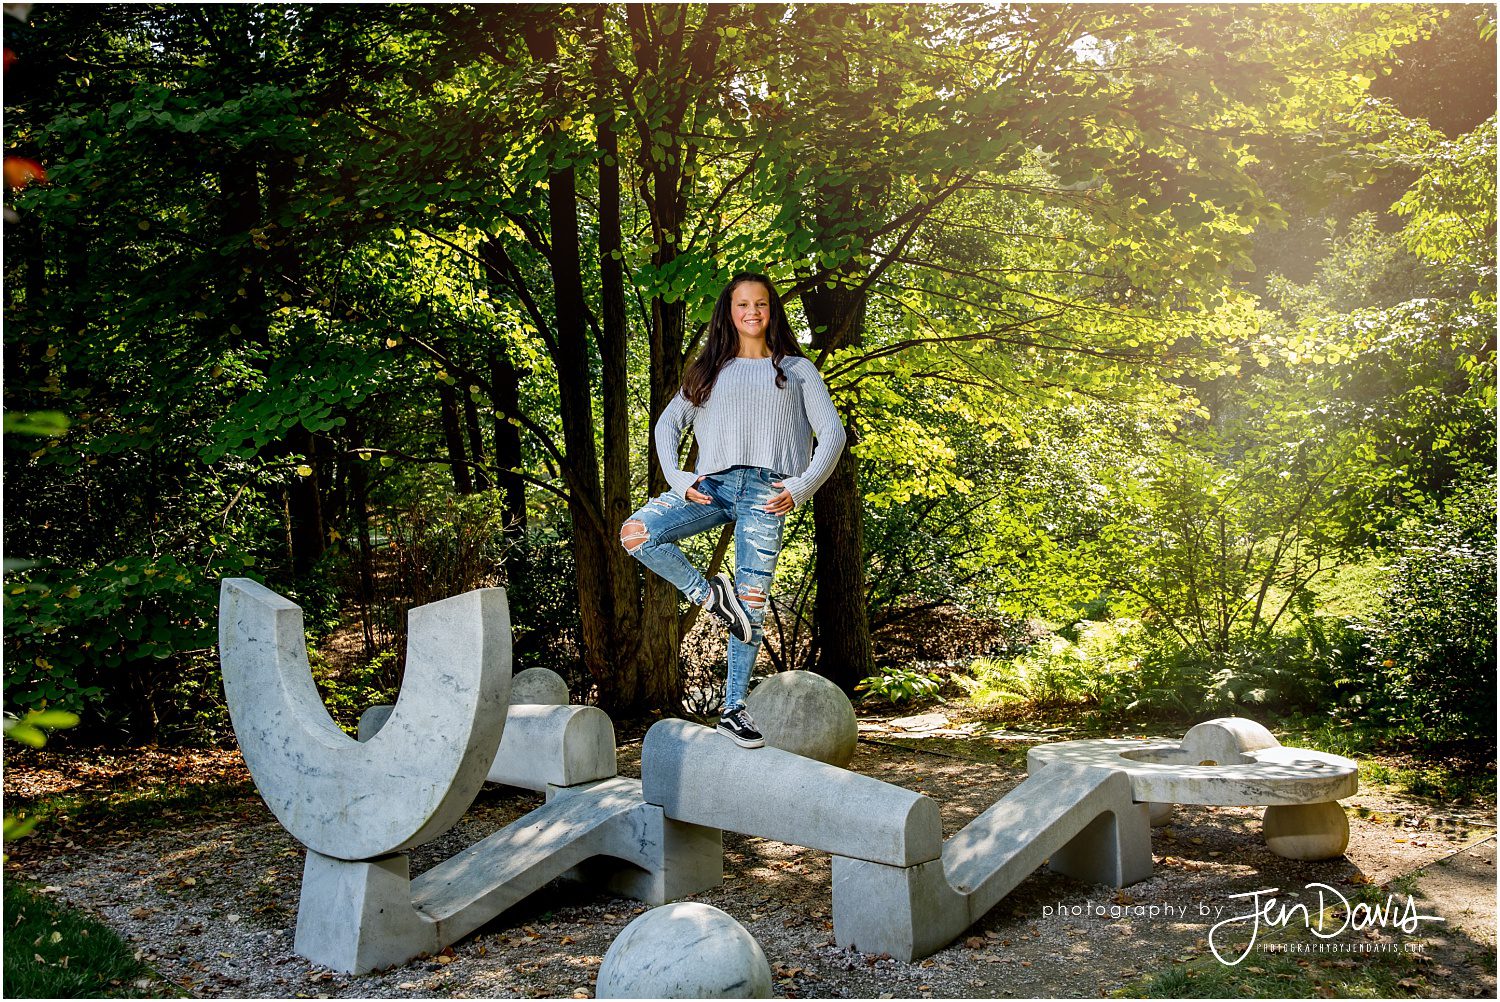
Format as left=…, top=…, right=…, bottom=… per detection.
left=463, top=386, right=490, bottom=490
left=477, top=230, right=528, bottom=539
left=487, top=347, right=527, bottom=537
left=436, top=379, right=473, bottom=495
left=595, top=17, right=676, bottom=706
left=803, top=262, right=875, bottom=694
left=522, top=20, right=639, bottom=712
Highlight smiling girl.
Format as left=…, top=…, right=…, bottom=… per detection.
left=620, top=272, right=847, bottom=747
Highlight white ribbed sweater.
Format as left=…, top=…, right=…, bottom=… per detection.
left=654, top=356, right=847, bottom=508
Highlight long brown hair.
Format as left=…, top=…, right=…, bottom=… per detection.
left=681, top=272, right=807, bottom=407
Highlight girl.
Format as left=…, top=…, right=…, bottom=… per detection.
left=620, top=272, right=847, bottom=748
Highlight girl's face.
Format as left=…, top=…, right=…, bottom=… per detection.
left=730, top=282, right=773, bottom=343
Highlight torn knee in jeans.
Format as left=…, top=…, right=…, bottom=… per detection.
left=737, top=585, right=767, bottom=612
left=620, top=520, right=649, bottom=552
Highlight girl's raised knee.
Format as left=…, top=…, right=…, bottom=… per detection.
left=620, top=519, right=650, bottom=553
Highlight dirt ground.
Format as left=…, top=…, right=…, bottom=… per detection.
left=5, top=721, right=1496, bottom=999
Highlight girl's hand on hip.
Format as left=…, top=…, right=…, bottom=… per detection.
left=686, top=476, right=712, bottom=504
left=762, top=483, right=795, bottom=516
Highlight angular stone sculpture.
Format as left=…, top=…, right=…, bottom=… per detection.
left=1026, top=716, right=1358, bottom=860
left=643, top=719, right=943, bottom=867
left=219, top=579, right=718, bottom=974
left=745, top=669, right=858, bottom=767
left=642, top=719, right=1150, bottom=961
left=596, top=903, right=771, bottom=999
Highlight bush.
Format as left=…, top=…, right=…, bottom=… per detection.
left=959, top=619, right=1143, bottom=715
left=3, top=551, right=241, bottom=741
left=1361, top=475, right=1496, bottom=741
left=960, top=614, right=1362, bottom=725
left=856, top=667, right=943, bottom=706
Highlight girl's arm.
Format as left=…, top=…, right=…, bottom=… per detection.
left=653, top=391, right=700, bottom=498
left=781, top=359, right=847, bottom=507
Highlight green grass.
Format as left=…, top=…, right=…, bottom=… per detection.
left=3, top=882, right=178, bottom=998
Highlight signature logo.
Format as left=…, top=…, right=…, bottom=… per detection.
left=1208, top=884, right=1445, bottom=966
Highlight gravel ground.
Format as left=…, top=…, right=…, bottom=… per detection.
left=8, top=733, right=1496, bottom=999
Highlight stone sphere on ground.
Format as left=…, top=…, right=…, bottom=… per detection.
left=1263, top=802, right=1350, bottom=860
left=509, top=667, right=569, bottom=705
left=595, top=902, right=771, bottom=999
left=745, top=670, right=858, bottom=767
left=1147, top=802, right=1176, bottom=827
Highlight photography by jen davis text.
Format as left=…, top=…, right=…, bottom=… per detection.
left=1041, top=883, right=1447, bottom=968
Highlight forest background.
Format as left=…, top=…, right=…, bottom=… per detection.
left=3, top=4, right=1494, bottom=768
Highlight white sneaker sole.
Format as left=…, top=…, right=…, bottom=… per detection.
left=716, top=724, right=765, bottom=749
left=710, top=573, right=753, bottom=643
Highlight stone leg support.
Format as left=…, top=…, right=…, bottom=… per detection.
left=1262, top=802, right=1350, bottom=860
left=295, top=851, right=438, bottom=974
left=549, top=780, right=723, bottom=905
left=293, top=778, right=719, bottom=974
left=830, top=763, right=1152, bottom=961
left=1048, top=802, right=1153, bottom=887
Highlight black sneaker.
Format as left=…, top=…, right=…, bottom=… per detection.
left=703, top=572, right=753, bottom=643
left=717, top=706, right=765, bottom=749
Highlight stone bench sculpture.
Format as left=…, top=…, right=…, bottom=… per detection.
left=642, top=719, right=1150, bottom=961
left=221, top=580, right=1358, bottom=975
left=1026, top=718, right=1359, bottom=860
left=219, top=579, right=719, bottom=973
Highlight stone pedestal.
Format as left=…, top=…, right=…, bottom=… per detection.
left=1263, top=802, right=1350, bottom=860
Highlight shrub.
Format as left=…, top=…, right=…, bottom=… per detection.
left=1361, top=475, right=1496, bottom=741
left=856, top=667, right=943, bottom=706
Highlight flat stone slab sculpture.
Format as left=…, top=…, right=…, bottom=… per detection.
left=642, top=719, right=1149, bottom=961
left=596, top=902, right=772, bottom=999
left=219, top=579, right=718, bottom=974
left=1026, top=717, right=1358, bottom=860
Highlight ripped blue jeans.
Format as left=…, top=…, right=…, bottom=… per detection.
left=620, top=465, right=787, bottom=711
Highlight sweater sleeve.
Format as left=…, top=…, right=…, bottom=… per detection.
left=780, top=359, right=847, bottom=507
left=653, top=390, right=700, bottom=498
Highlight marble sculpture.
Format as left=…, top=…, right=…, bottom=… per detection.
left=218, top=579, right=1359, bottom=973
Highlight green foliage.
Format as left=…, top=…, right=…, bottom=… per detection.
left=3, top=883, right=169, bottom=999
left=959, top=629, right=1114, bottom=712
left=3, top=552, right=230, bottom=724
left=2, top=4, right=1488, bottom=732
left=310, top=649, right=401, bottom=735
left=1360, top=474, right=1497, bottom=740
left=2, top=708, right=79, bottom=750
left=855, top=667, right=942, bottom=706
left=3, top=709, right=78, bottom=845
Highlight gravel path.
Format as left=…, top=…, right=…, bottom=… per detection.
left=8, top=735, right=1495, bottom=999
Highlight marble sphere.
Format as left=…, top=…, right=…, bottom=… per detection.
left=746, top=670, right=858, bottom=767
left=510, top=667, right=569, bottom=705
left=595, top=903, right=771, bottom=999
left=1263, top=802, right=1350, bottom=860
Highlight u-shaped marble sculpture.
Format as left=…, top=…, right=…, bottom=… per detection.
left=219, top=579, right=719, bottom=973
